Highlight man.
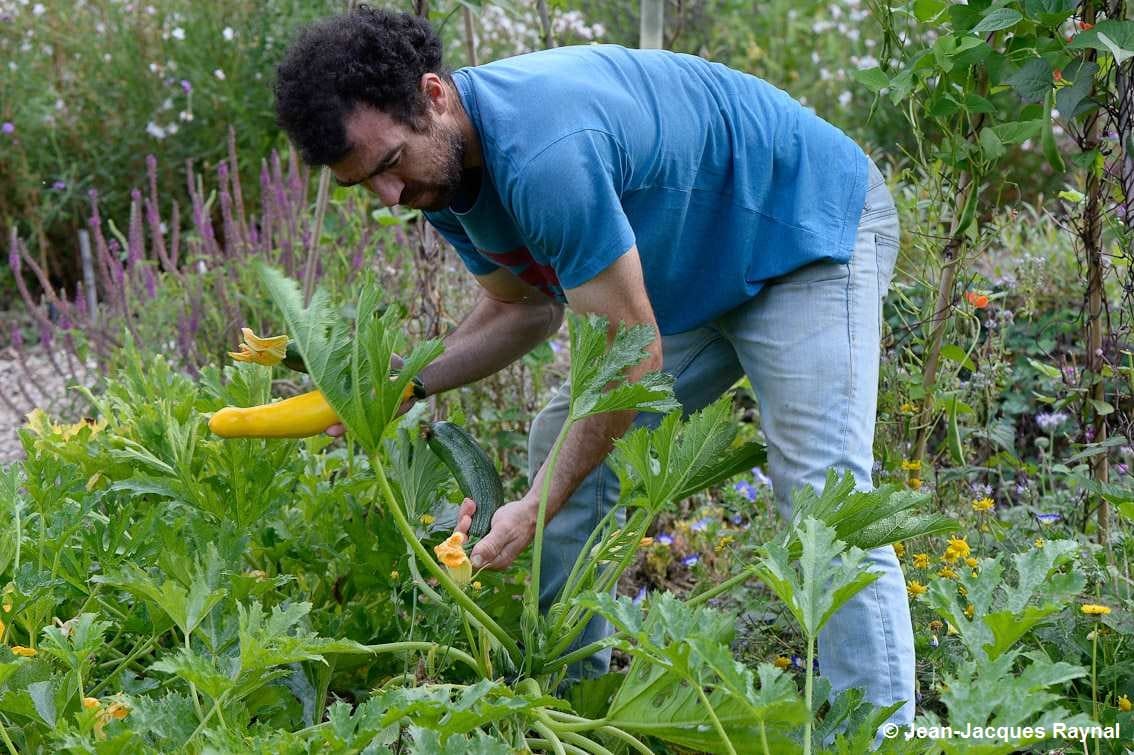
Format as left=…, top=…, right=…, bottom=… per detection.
left=275, top=5, right=914, bottom=738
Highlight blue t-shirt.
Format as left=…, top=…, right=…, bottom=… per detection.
left=424, top=44, right=868, bottom=335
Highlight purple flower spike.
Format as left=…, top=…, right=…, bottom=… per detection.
left=1, top=122, right=13, bottom=135
left=52, top=181, right=66, bottom=191
left=180, top=79, right=192, bottom=93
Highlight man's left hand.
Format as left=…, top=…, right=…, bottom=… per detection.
left=452, top=496, right=539, bottom=570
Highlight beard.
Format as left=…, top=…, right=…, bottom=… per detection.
left=403, top=121, right=467, bottom=211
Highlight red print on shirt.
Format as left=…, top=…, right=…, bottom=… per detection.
left=481, top=247, right=565, bottom=300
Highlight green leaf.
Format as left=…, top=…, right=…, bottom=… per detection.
left=940, top=343, right=976, bottom=371
left=1006, top=58, right=1053, bottom=103
left=1089, top=399, right=1115, bottom=415
left=990, top=120, right=1042, bottom=145
left=567, top=312, right=679, bottom=420
left=1097, top=31, right=1134, bottom=64
left=151, top=647, right=234, bottom=700
left=1055, top=61, right=1099, bottom=120
left=1069, top=21, right=1134, bottom=58
left=754, top=518, right=880, bottom=638
left=94, top=562, right=226, bottom=640
left=387, top=429, right=451, bottom=523
left=982, top=606, right=1059, bottom=661
left=1023, top=0, right=1076, bottom=26
left=853, top=67, right=890, bottom=92
left=914, top=0, right=947, bottom=21
left=971, top=8, right=1023, bottom=33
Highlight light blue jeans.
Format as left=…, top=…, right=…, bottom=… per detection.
left=528, top=159, right=914, bottom=738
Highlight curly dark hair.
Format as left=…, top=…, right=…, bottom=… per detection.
left=274, top=6, right=451, bottom=166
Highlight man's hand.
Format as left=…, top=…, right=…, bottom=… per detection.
left=452, top=497, right=538, bottom=570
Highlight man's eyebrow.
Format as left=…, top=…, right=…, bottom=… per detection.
left=334, top=146, right=400, bottom=187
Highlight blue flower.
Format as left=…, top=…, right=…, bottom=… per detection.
left=751, top=466, right=772, bottom=487
left=681, top=554, right=699, bottom=567
left=632, top=586, right=647, bottom=606
left=733, top=481, right=756, bottom=502
left=1035, top=512, right=1063, bottom=524
left=791, top=655, right=804, bottom=670
left=730, top=513, right=744, bottom=526
left=656, top=533, right=674, bottom=546
left=691, top=517, right=712, bottom=532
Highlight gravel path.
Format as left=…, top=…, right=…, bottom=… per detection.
left=0, top=343, right=98, bottom=465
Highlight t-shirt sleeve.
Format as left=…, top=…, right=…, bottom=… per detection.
left=505, top=130, right=636, bottom=290
left=423, top=208, right=500, bottom=276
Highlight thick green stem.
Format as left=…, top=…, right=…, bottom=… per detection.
left=372, top=459, right=521, bottom=665
left=558, top=730, right=615, bottom=755
left=543, top=639, right=614, bottom=674
left=526, top=423, right=572, bottom=648
left=687, top=564, right=760, bottom=609
left=0, top=717, right=18, bottom=755
left=362, top=642, right=481, bottom=675
left=804, top=636, right=815, bottom=755
left=533, top=719, right=567, bottom=755
left=694, top=680, right=737, bottom=755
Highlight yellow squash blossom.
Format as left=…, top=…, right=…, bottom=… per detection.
left=971, top=497, right=994, bottom=512
left=24, top=408, right=106, bottom=441
left=913, top=553, right=930, bottom=569
left=82, top=697, right=101, bottom=710
left=228, top=328, right=289, bottom=366
left=11, top=646, right=36, bottom=657
left=434, top=533, right=472, bottom=586
left=1118, top=695, right=1131, bottom=712
left=906, top=580, right=928, bottom=599
left=1081, top=604, right=1111, bottom=616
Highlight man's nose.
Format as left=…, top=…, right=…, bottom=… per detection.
left=366, top=174, right=403, bottom=207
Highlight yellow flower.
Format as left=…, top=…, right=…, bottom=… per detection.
left=964, top=603, right=974, bottom=620
left=419, top=514, right=436, bottom=526
left=1081, top=604, right=1111, bottom=616
left=907, top=580, right=928, bottom=599
left=472, top=581, right=483, bottom=591
left=946, top=622, right=958, bottom=636
left=11, top=646, right=36, bottom=657
left=228, top=328, right=289, bottom=366
left=908, top=478, right=923, bottom=491
left=1118, top=694, right=1131, bottom=712
left=639, top=537, right=654, bottom=548
left=901, top=459, right=922, bottom=472
left=942, top=537, right=970, bottom=563
left=1034, top=538, right=1045, bottom=549
left=928, top=620, right=943, bottom=632
left=893, top=542, right=906, bottom=558
left=957, top=584, right=968, bottom=597
left=773, top=655, right=791, bottom=670
left=434, top=533, right=471, bottom=586
left=913, top=553, right=930, bottom=569
left=389, top=570, right=400, bottom=581
left=713, top=535, right=734, bottom=553
left=900, top=403, right=916, bottom=414
left=23, top=408, right=106, bottom=440
left=937, top=566, right=958, bottom=580
left=82, top=697, right=101, bottom=710
left=964, top=557, right=979, bottom=568
left=971, top=497, right=994, bottom=512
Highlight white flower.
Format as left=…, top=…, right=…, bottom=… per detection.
left=145, top=121, right=166, bottom=139
left=148, top=62, right=158, bottom=73
left=838, top=91, right=853, bottom=107
left=166, top=122, right=178, bottom=135
left=161, top=97, right=173, bottom=110
left=102, top=53, right=111, bottom=62
left=179, top=110, right=193, bottom=121
left=222, top=26, right=234, bottom=41
left=171, top=27, right=184, bottom=40
left=213, top=68, right=225, bottom=80
left=145, top=4, right=155, bottom=13
left=32, top=3, right=44, bottom=15
left=95, top=22, right=105, bottom=34
left=857, top=55, right=879, bottom=69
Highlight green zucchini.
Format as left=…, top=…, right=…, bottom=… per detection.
left=425, top=420, right=503, bottom=538
left=280, top=343, right=427, bottom=400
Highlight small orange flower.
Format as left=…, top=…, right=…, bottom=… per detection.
left=965, top=291, right=990, bottom=309
left=1078, top=20, right=1094, bottom=30
left=82, top=697, right=101, bottom=710
left=434, top=532, right=472, bottom=585
left=1054, top=69, right=1064, bottom=83
left=229, top=328, right=289, bottom=366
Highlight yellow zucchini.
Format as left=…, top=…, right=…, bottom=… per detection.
left=208, top=390, right=339, bottom=439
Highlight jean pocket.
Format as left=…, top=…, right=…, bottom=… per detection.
left=875, top=233, right=899, bottom=294
left=770, top=257, right=851, bottom=286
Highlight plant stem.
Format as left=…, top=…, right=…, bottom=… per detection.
left=687, top=564, right=760, bottom=609
left=533, top=719, right=567, bottom=755
left=361, top=642, right=481, bottom=675
left=694, top=680, right=737, bottom=755
left=558, top=730, right=614, bottom=755
left=526, top=422, right=571, bottom=655
left=804, top=636, right=815, bottom=755
left=0, top=716, right=18, bottom=755
left=372, top=461, right=521, bottom=665
left=543, top=639, right=614, bottom=674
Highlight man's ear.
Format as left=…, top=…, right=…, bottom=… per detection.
left=421, top=72, right=448, bottom=113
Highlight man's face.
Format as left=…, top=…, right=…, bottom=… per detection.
left=330, top=103, right=466, bottom=212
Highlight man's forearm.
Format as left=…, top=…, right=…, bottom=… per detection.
left=419, top=295, right=562, bottom=396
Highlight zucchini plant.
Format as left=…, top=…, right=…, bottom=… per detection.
left=242, top=264, right=958, bottom=753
